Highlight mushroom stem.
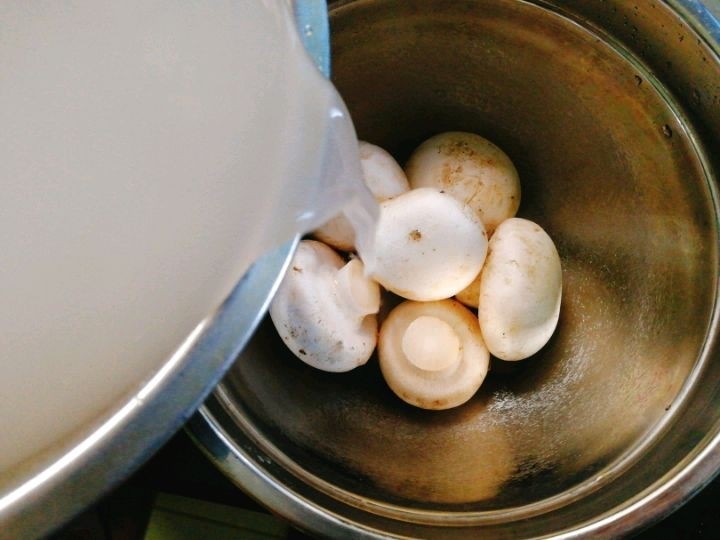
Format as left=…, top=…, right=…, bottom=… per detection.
left=270, top=241, right=379, bottom=372
left=335, top=258, right=380, bottom=320
left=401, top=316, right=461, bottom=372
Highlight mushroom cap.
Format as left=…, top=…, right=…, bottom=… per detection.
left=369, top=188, right=488, bottom=301
left=358, top=141, right=410, bottom=200
left=378, top=299, right=489, bottom=410
left=455, top=271, right=482, bottom=308
left=313, top=141, right=409, bottom=252
left=311, top=214, right=356, bottom=253
left=270, top=240, right=380, bottom=372
left=478, top=218, right=562, bottom=361
left=405, top=132, right=520, bottom=233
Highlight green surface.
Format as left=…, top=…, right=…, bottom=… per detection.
left=145, top=493, right=289, bottom=540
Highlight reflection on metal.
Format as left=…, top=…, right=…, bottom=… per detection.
left=674, top=0, right=720, bottom=42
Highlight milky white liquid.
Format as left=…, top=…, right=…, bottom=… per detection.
left=0, top=1, right=375, bottom=478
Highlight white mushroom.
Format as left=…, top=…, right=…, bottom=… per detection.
left=405, top=132, right=520, bottom=234
left=359, top=141, right=411, bottom=199
left=455, top=272, right=482, bottom=308
left=270, top=240, right=380, bottom=372
left=368, top=188, right=488, bottom=301
left=478, top=218, right=562, bottom=361
left=313, top=141, right=409, bottom=252
left=378, top=299, right=489, bottom=410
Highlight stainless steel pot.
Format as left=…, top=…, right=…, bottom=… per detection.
left=189, top=0, right=720, bottom=538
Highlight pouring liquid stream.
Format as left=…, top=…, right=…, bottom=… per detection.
left=293, top=87, right=380, bottom=268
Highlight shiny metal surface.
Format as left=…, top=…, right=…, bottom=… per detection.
left=0, top=2, right=328, bottom=535
left=190, top=0, right=720, bottom=537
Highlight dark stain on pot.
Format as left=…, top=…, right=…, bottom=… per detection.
left=693, top=88, right=701, bottom=105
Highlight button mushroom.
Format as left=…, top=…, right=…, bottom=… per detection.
left=270, top=240, right=380, bottom=372
left=378, top=299, right=489, bottom=410
left=368, top=188, right=488, bottom=301
left=455, top=272, right=482, bottom=309
left=405, top=131, right=520, bottom=234
left=478, top=218, right=562, bottom=361
left=313, top=141, right=410, bottom=252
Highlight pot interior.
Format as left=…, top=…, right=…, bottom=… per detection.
left=216, top=0, right=717, bottom=521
